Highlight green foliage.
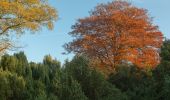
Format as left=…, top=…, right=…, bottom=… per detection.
left=64, top=55, right=127, bottom=100
left=160, top=39, right=170, bottom=61
left=0, top=39, right=170, bottom=100
left=0, top=69, right=25, bottom=100
left=59, top=75, right=87, bottom=100
left=0, top=52, right=28, bottom=76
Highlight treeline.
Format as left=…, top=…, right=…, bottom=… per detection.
left=0, top=39, right=170, bottom=100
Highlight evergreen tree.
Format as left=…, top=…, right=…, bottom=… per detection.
left=59, top=75, right=87, bottom=100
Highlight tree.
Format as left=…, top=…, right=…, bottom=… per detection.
left=108, top=65, right=157, bottom=100
left=0, top=52, right=28, bottom=76
left=65, top=1, right=163, bottom=73
left=151, top=39, right=170, bottom=100
left=0, top=54, right=17, bottom=72
left=43, top=55, right=61, bottom=97
left=160, top=39, right=170, bottom=61
left=0, top=69, right=25, bottom=100
left=64, top=55, right=127, bottom=100
left=0, top=0, right=57, bottom=53
left=59, top=75, right=88, bottom=100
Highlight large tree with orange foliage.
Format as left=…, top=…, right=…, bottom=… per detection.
left=65, top=1, right=163, bottom=73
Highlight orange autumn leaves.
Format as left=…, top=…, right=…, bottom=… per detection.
left=66, top=1, right=163, bottom=73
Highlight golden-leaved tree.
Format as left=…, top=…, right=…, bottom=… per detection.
left=65, top=1, right=163, bottom=73
left=0, top=0, right=57, bottom=53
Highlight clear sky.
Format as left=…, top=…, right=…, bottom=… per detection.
left=9, top=0, right=170, bottom=64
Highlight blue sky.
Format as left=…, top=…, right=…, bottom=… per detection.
left=10, top=0, right=170, bottom=64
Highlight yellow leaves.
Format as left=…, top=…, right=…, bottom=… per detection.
left=47, top=21, right=54, bottom=30
left=26, top=0, right=40, bottom=4
left=0, top=2, right=11, bottom=13
left=24, top=22, right=39, bottom=31
left=0, top=2, right=10, bottom=8
left=0, top=0, right=57, bottom=35
left=0, top=0, right=57, bottom=53
left=23, top=8, right=44, bottom=21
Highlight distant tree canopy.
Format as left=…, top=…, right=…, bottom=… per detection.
left=0, top=40, right=169, bottom=100
left=0, top=0, right=57, bottom=53
left=65, top=1, right=163, bottom=74
left=0, top=52, right=127, bottom=100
